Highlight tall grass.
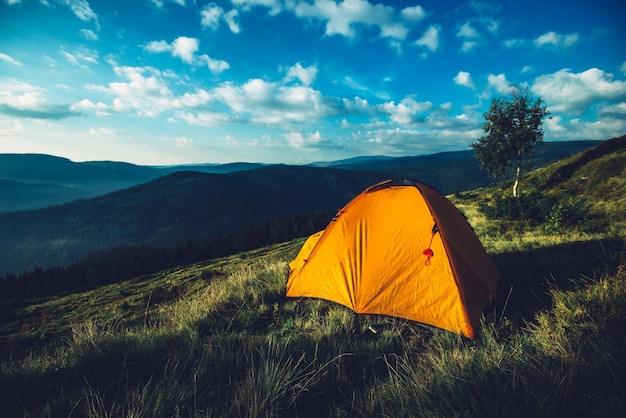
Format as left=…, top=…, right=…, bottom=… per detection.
left=1, top=224, right=625, bottom=416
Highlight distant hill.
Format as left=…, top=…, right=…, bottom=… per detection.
left=0, top=141, right=599, bottom=212
left=0, top=154, right=161, bottom=212
left=0, top=140, right=605, bottom=275
left=0, top=166, right=382, bottom=275
left=0, top=155, right=266, bottom=213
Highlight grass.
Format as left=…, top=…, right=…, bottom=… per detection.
left=1, top=139, right=626, bottom=417
left=2, top=230, right=624, bottom=417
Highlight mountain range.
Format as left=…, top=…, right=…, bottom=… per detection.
left=0, top=140, right=601, bottom=276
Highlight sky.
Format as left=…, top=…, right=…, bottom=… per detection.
left=1, top=0, right=625, bottom=165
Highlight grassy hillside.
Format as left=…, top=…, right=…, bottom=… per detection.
left=1, top=138, right=624, bottom=417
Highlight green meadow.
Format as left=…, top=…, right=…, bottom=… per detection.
left=1, top=138, right=625, bottom=417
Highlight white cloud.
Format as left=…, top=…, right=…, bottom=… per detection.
left=0, top=52, right=22, bottom=66
left=457, top=22, right=479, bottom=39
left=379, top=97, right=432, bottom=125
left=532, top=68, right=626, bottom=113
left=224, top=9, right=241, bottom=33
left=599, top=102, right=626, bottom=116
left=544, top=113, right=626, bottom=142
left=284, top=62, right=318, bottom=86
left=79, top=28, right=98, bottom=40
left=149, top=0, right=190, bottom=9
left=534, top=31, right=579, bottom=48
left=71, top=98, right=109, bottom=116
left=454, top=71, right=475, bottom=89
left=199, top=55, right=230, bottom=74
left=503, top=38, right=526, bottom=49
left=173, top=110, right=230, bottom=127
left=292, top=0, right=421, bottom=41
left=621, top=62, right=626, bottom=76
left=401, top=5, right=425, bottom=21
left=60, top=0, right=99, bottom=28
left=0, top=79, right=78, bottom=119
left=415, top=25, right=440, bottom=52
left=61, top=48, right=98, bottom=67
left=145, top=37, right=225, bottom=69
left=456, top=22, right=482, bottom=53
left=0, top=81, right=48, bottom=110
left=231, top=0, right=282, bottom=15
left=200, top=3, right=223, bottom=30
left=172, top=36, right=199, bottom=64
left=145, top=40, right=172, bottom=55
left=483, top=17, right=499, bottom=34
left=521, top=65, right=533, bottom=74
left=87, top=127, right=120, bottom=140
left=487, top=73, right=511, bottom=95
left=284, top=130, right=323, bottom=148
left=460, top=41, right=477, bottom=53
left=93, top=66, right=177, bottom=117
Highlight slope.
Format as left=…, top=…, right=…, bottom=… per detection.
left=1, top=139, right=624, bottom=417
left=0, top=165, right=381, bottom=275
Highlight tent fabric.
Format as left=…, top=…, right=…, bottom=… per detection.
left=286, top=178, right=500, bottom=339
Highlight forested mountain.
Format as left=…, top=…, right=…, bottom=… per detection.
left=0, top=140, right=601, bottom=276
left=1, top=141, right=599, bottom=212
left=0, top=165, right=381, bottom=275
left=0, top=154, right=265, bottom=212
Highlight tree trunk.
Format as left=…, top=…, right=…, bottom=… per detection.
left=513, top=149, right=522, bottom=198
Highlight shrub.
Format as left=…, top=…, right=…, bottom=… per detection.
left=479, top=192, right=553, bottom=225
left=479, top=192, right=604, bottom=232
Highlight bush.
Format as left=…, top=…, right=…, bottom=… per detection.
left=479, top=192, right=603, bottom=232
left=479, top=192, right=554, bottom=225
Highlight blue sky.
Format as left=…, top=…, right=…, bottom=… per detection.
left=1, top=0, right=625, bottom=165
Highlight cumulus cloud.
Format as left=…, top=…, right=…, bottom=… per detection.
left=200, top=3, right=223, bottom=30
left=532, top=68, right=626, bottom=113
left=284, top=62, right=318, bottom=86
left=534, top=31, right=579, bottom=48
left=292, top=0, right=423, bottom=42
left=90, top=61, right=332, bottom=127
left=171, top=36, right=199, bottom=64
left=460, top=41, right=477, bottom=53
left=90, top=65, right=178, bottom=117
left=457, top=22, right=479, bottom=39
left=231, top=0, right=282, bottom=15
left=378, top=97, right=432, bottom=125
left=487, top=73, right=511, bottom=95
left=144, top=37, right=229, bottom=72
left=145, top=37, right=199, bottom=64
left=284, top=130, right=323, bottom=148
left=71, top=98, right=109, bottom=116
left=0, top=79, right=79, bottom=120
left=199, top=55, right=230, bottom=74
left=415, top=25, right=440, bottom=52
left=454, top=71, right=475, bottom=89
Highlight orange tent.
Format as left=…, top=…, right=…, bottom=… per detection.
left=286, top=178, right=500, bottom=339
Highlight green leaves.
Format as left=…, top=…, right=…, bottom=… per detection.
left=471, top=86, right=550, bottom=196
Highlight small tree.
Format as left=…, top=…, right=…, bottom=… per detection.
left=471, top=86, right=549, bottom=197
